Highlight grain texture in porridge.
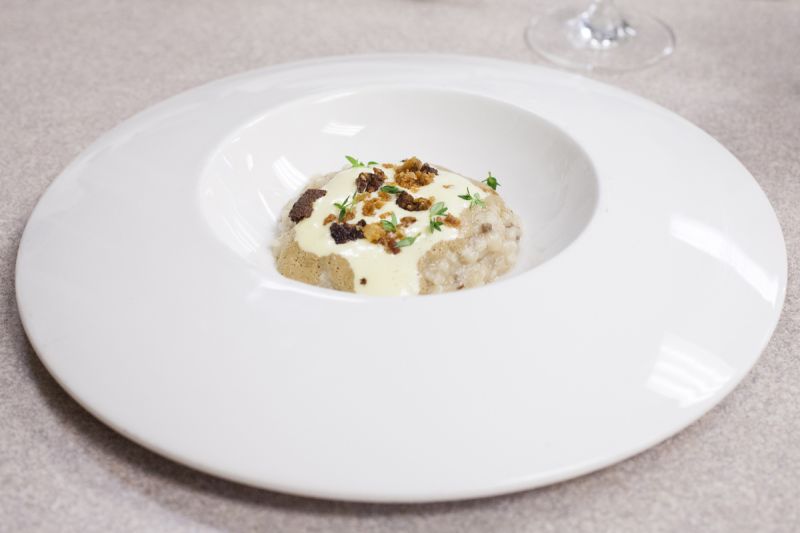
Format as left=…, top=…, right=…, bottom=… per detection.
left=418, top=192, right=520, bottom=293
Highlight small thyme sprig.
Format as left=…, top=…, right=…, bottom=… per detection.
left=428, top=201, right=448, bottom=233
left=333, top=192, right=356, bottom=221
left=380, top=184, right=402, bottom=194
left=482, top=172, right=500, bottom=190
left=396, top=234, right=419, bottom=248
left=345, top=155, right=379, bottom=168
left=458, top=188, right=485, bottom=208
left=380, top=212, right=399, bottom=232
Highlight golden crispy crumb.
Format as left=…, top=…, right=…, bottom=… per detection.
left=400, top=216, right=417, bottom=227
left=378, top=212, right=392, bottom=219
left=444, top=214, right=460, bottom=227
left=378, top=191, right=390, bottom=200
left=378, top=235, right=401, bottom=255
left=394, top=171, right=415, bottom=189
left=362, top=197, right=386, bottom=216
left=395, top=157, right=423, bottom=173
left=343, top=210, right=355, bottom=222
left=323, top=214, right=336, bottom=225
left=363, top=223, right=386, bottom=243
left=394, top=157, right=437, bottom=190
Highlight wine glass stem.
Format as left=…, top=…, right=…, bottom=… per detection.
left=578, top=0, right=633, bottom=48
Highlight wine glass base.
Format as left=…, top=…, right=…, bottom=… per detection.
left=525, top=2, right=675, bottom=72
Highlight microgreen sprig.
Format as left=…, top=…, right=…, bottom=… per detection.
left=380, top=212, right=399, bottom=232
left=458, top=188, right=485, bottom=208
left=345, top=155, right=379, bottom=168
left=396, top=234, right=419, bottom=248
left=333, top=192, right=356, bottom=221
left=380, top=184, right=402, bottom=194
left=428, top=201, right=448, bottom=233
left=482, top=172, right=500, bottom=190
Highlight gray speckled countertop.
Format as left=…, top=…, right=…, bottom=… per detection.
left=2, top=1, right=799, bottom=531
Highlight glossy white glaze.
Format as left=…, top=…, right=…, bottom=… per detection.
left=15, top=55, right=787, bottom=503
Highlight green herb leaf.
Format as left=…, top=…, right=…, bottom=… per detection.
left=482, top=172, right=500, bottom=190
left=345, top=155, right=379, bottom=168
left=396, top=234, right=419, bottom=248
left=380, top=185, right=401, bottom=194
left=333, top=193, right=355, bottom=221
left=380, top=212, right=399, bottom=232
left=458, top=188, right=485, bottom=208
left=430, top=201, right=448, bottom=217
left=428, top=201, right=448, bottom=233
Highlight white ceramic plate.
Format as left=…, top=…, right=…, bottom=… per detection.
left=16, top=55, right=787, bottom=503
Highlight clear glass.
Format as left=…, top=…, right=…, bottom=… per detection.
left=525, top=0, right=675, bottom=72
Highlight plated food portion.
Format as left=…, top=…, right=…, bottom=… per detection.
left=273, top=156, right=521, bottom=296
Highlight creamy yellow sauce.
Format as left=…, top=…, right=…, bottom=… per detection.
left=294, top=165, right=479, bottom=296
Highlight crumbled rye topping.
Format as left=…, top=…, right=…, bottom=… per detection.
left=329, top=222, right=363, bottom=244
left=396, top=190, right=432, bottom=212
left=355, top=167, right=386, bottom=193
left=289, top=189, right=327, bottom=223
left=314, top=157, right=460, bottom=254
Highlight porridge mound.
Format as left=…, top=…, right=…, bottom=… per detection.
left=272, top=157, right=521, bottom=296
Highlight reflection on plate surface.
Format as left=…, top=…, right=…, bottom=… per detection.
left=647, top=333, right=733, bottom=407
